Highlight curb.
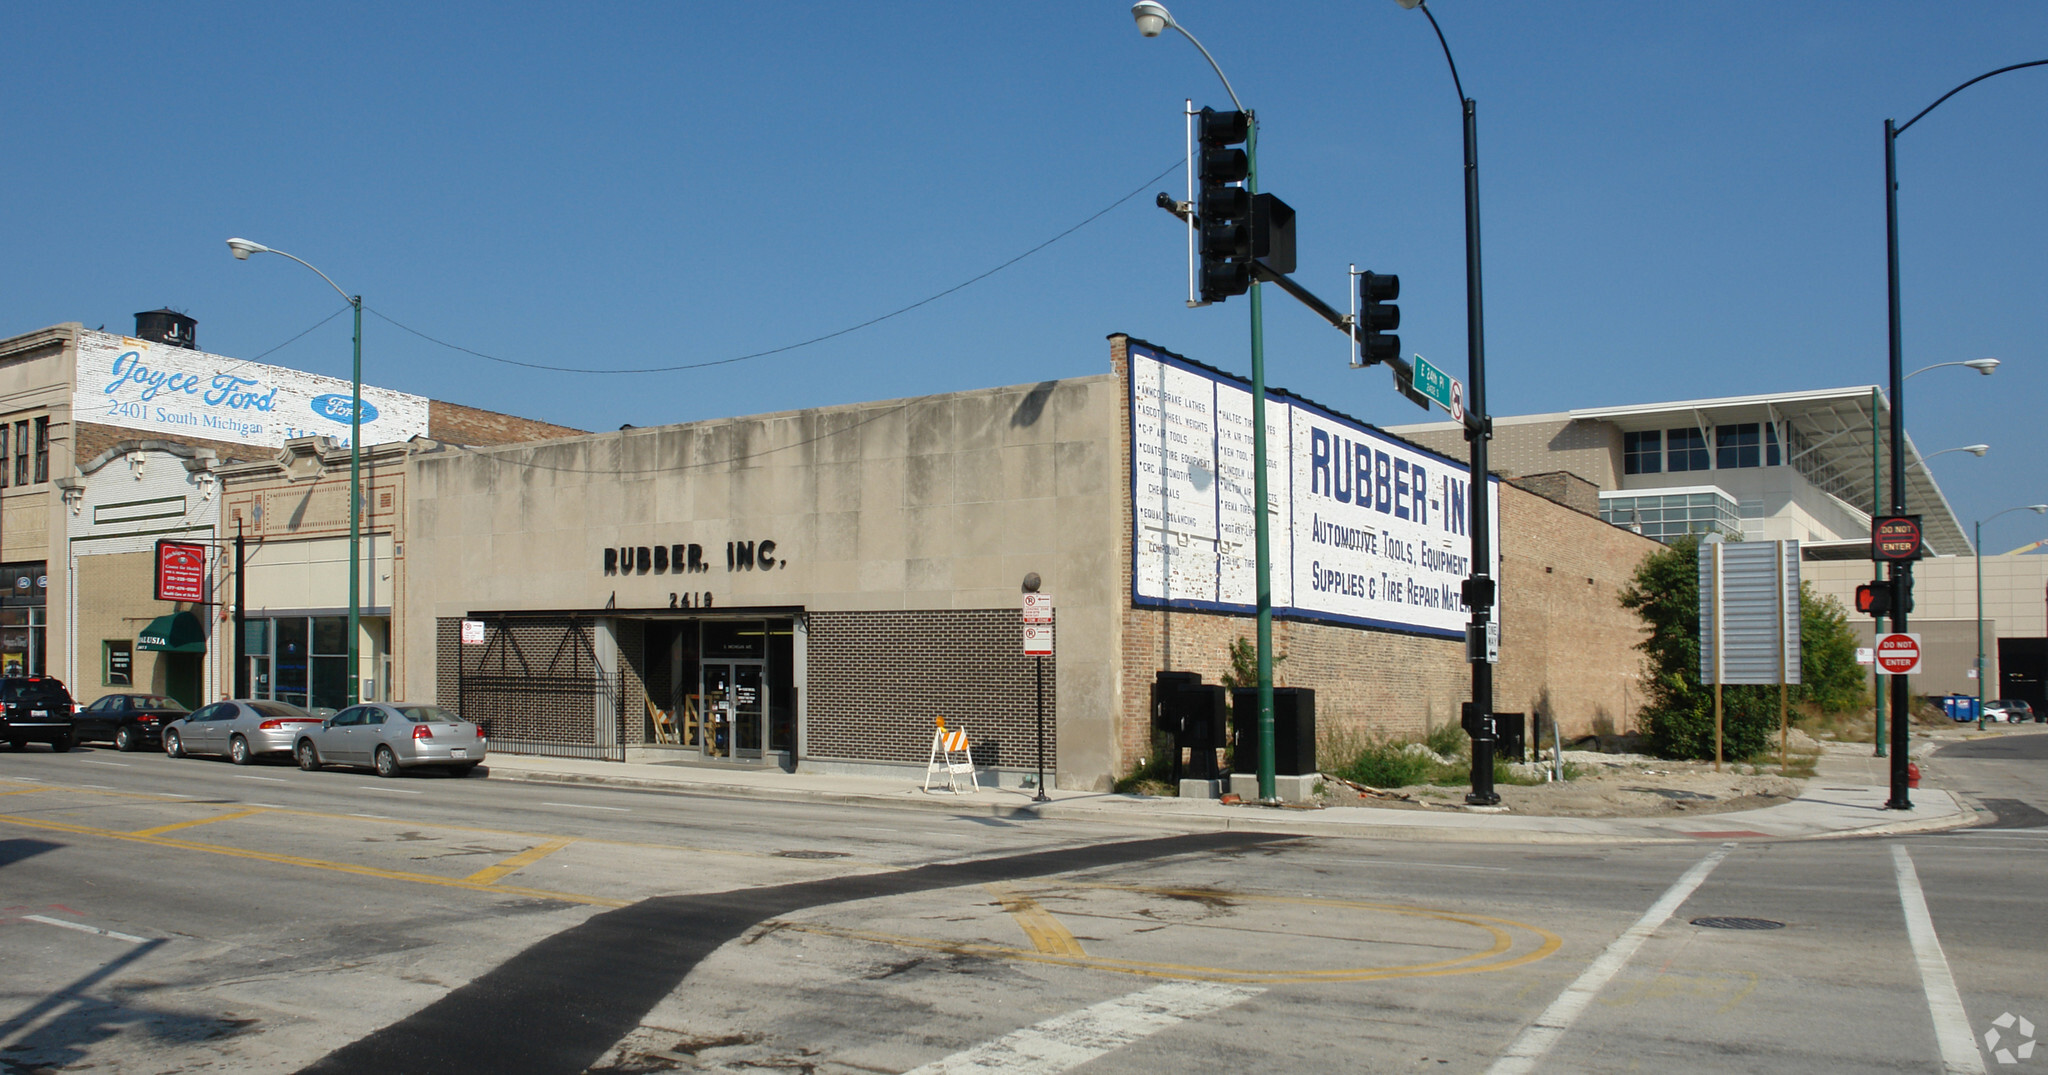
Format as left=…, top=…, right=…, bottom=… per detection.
left=478, top=765, right=1977, bottom=845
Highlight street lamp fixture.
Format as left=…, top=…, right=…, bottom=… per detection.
left=224, top=238, right=366, bottom=711
left=1908, top=444, right=1990, bottom=471
left=1908, top=358, right=2001, bottom=378
left=1976, top=503, right=2047, bottom=729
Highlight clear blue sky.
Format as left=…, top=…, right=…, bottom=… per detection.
left=6, top=3, right=2044, bottom=549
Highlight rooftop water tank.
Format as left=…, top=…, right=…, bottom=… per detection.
left=134, top=309, right=197, bottom=350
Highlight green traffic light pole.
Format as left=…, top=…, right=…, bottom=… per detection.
left=1133, top=2, right=1278, bottom=801
left=1976, top=505, right=2046, bottom=730
left=226, top=238, right=364, bottom=711
left=1881, top=58, right=2046, bottom=809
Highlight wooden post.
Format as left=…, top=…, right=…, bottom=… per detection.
left=1713, top=540, right=1724, bottom=772
left=1778, top=539, right=1790, bottom=773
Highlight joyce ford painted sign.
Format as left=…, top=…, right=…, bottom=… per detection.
left=1129, top=342, right=1498, bottom=638
left=75, top=330, right=429, bottom=450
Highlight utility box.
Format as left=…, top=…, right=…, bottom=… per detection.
left=1229, top=687, right=1316, bottom=776
left=1494, top=713, right=1527, bottom=762
left=1153, top=671, right=1226, bottom=781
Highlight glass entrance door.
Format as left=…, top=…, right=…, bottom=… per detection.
left=702, top=662, right=765, bottom=758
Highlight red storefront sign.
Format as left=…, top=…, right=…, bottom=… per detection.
left=155, top=540, right=208, bottom=603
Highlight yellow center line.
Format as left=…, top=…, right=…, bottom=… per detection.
left=0, top=812, right=627, bottom=908
left=129, top=807, right=269, bottom=838
left=0, top=788, right=45, bottom=796
left=987, top=883, right=1088, bottom=958
left=466, top=837, right=575, bottom=886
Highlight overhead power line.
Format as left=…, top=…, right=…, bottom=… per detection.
left=362, top=157, right=1184, bottom=376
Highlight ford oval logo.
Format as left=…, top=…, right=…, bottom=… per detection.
left=311, top=394, right=378, bottom=424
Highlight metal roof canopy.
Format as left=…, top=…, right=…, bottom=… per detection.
left=1571, top=386, right=1970, bottom=557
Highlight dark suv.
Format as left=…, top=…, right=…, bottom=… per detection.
left=1, top=676, right=78, bottom=751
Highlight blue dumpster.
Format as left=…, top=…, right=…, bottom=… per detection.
left=1942, top=694, right=1978, bottom=722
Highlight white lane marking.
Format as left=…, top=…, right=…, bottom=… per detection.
left=247, top=803, right=286, bottom=809
left=22, top=915, right=148, bottom=944
left=356, top=786, right=423, bottom=795
left=79, top=784, right=116, bottom=790
left=903, top=980, right=1263, bottom=1075
left=1489, top=844, right=1736, bottom=1075
left=81, top=761, right=132, bottom=768
left=349, top=813, right=393, bottom=820
left=542, top=802, right=630, bottom=812
left=235, top=775, right=288, bottom=783
left=1893, top=845, right=1987, bottom=1075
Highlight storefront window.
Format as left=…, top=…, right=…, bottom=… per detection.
left=247, top=615, right=369, bottom=712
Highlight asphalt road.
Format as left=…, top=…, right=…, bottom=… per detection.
left=0, top=732, right=2042, bottom=1074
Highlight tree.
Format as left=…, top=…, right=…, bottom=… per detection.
left=1619, top=536, right=1867, bottom=760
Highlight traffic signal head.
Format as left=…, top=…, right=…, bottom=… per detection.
left=1357, top=271, right=1401, bottom=365
left=1855, top=579, right=1910, bottom=618
left=1195, top=107, right=1254, bottom=303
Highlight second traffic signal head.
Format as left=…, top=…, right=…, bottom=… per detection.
left=1357, top=271, right=1400, bottom=365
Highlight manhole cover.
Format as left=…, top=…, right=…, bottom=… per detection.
left=775, top=850, right=850, bottom=860
left=1691, top=916, right=1784, bottom=930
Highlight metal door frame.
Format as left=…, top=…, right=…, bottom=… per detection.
left=700, top=659, right=767, bottom=759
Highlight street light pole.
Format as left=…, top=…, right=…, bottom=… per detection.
left=1975, top=505, right=2046, bottom=730
left=225, top=238, right=365, bottom=709
left=1133, top=2, right=1279, bottom=802
left=1397, top=0, right=1497, bottom=805
left=1880, top=58, right=2045, bottom=808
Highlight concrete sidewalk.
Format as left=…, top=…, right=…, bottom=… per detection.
left=470, top=730, right=1993, bottom=845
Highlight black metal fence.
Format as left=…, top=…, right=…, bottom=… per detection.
left=457, top=617, right=624, bottom=762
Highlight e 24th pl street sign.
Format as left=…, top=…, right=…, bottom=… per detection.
left=1410, top=354, right=1462, bottom=420
left=1875, top=633, right=1922, bottom=675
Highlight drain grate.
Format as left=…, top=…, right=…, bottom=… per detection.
left=775, top=850, right=851, bottom=860
left=1692, top=916, right=1785, bottom=930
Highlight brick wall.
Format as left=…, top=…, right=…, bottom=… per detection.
left=1494, top=484, right=1660, bottom=738
left=805, top=609, right=1055, bottom=769
left=75, top=423, right=268, bottom=468
left=428, top=401, right=583, bottom=448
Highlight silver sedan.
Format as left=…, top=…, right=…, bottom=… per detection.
left=163, top=700, right=326, bottom=764
left=293, top=702, right=488, bottom=778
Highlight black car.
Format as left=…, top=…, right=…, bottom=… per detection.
left=73, top=693, right=192, bottom=751
left=0, top=676, right=78, bottom=751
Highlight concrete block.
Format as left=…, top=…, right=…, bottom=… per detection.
left=1179, top=778, right=1223, bottom=800
left=1229, top=772, right=1321, bottom=804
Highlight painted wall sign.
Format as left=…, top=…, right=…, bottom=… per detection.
left=74, top=330, right=428, bottom=450
left=154, top=539, right=208, bottom=602
left=1128, top=343, right=1499, bottom=639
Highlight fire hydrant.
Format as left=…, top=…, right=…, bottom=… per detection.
left=1907, top=761, right=1921, bottom=788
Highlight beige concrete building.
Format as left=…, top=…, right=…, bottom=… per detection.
left=383, top=335, right=1660, bottom=790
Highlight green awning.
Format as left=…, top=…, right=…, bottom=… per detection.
left=139, top=611, right=206, bottom=653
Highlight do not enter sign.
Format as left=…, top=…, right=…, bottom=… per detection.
left=1875, top=633, right=1922, bottom=675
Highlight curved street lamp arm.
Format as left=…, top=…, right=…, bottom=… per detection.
left=1897, top=59, right=2048, bottom=136
left=265, top=247, right=356, bottom=306
left=1416, top=2, right=1467, bottom=106
left=1169, top=23, right=1243, bottom=112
